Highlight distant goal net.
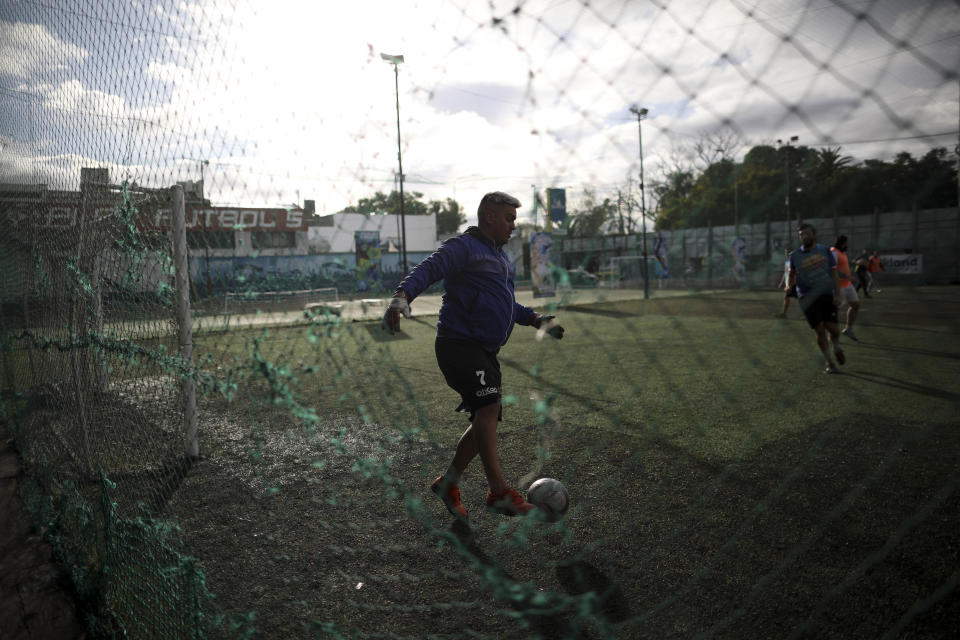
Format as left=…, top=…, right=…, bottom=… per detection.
left=222, top=286, right=339, bottom=314
left=606, top=255, right=648, bottom=289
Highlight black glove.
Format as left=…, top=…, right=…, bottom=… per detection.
left=532, top=314, right=564, bottom=340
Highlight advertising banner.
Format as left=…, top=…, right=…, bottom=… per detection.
left=530, top=232, right=555, bottom=298
left=164, top=207, right=307, bottom=232
left=881, top=254, right=922, bottom=274
left=2, top=202, right=307, bottom=232
left=547, top=188, right=567, bottom=224
left=354, top=230, right=382, bottom=291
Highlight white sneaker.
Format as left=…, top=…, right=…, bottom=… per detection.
left=842, top=328, right=859, bottom=342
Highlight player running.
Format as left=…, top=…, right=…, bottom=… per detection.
left=830, top=235, right=861, bottom=342
left=868, top=251, right=885, bottom=293
left=383, top=191, right=564, bottom=521
left=777, top=248, right=796, bottom=318
left=787, top=223, right=846, bottom=374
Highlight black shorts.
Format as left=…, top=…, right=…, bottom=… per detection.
left=784, top=285, right=797, bottom=299
left=435, top=337, right=503, bottom=422
left=800, top=294, right=838, bottom=329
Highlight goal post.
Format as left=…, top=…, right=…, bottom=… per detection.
left=223, top=286, right=340, bottom=315
left=606, top=255, right=648, bottom=289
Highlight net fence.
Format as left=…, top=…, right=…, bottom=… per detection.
left=1, top=1, right=959, bottom=639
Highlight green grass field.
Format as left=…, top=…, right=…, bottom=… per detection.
left=168, top=286, right=959, bottom=639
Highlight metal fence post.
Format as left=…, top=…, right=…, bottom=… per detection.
left=171, top=185, right=199, bottom=459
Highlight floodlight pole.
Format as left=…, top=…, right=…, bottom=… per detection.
left=382, top=52, right=408, bottom=275
left=197, top=159, right=208, bottom=201
left=182, top=158, right=212, bottom=293
left=719, top=147, right=739, bottom=234
left=630, top=105, right=650, bottom=300
left=180, top=157, right=209, bottom=201
left=778, top=135, right=799, bottom=234
left=955, top=78, right=960, bottom=281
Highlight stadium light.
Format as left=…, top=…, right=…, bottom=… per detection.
left=381, top=52, right=408, bottom=274
left=629, top=105, right=650, bottom=300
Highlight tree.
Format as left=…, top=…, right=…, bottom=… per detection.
left=736, top=151, right=785, bottom=226
left=651, top=141, right=957, bottom=231
left=567, top=189, right=618, bottom=237
left=340, top=190, right=430, bottom=216
left=814, top=147, right=852, bottom=176
left=693, top=126, right=746, bottom=170
left=806, top=147, right=854, bottom=215
left=901, top=148, right=956, bottom=209
left=615, top=187, right=642, bottom=235
left=430, top=198, right=466, bottom=235
left=340, top=190, right=467, bottom=235
left=650, top=168, right=695, bottom=229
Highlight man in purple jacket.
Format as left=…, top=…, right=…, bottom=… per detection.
left=383, top=191, right=563, bottom=520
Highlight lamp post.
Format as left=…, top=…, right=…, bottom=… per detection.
left=381, top=52, right=408, bottom=275
left=955, top=78, right=960, bottom=281
left=198, top=159, right=208, bottom=201
left=181, top=158, right=211, bottom=293
left=716, top=146, right=739, bottom=233
left=734, top=161, right=739, bottom=234
left=629, top=105, right=650, bottom=300
left=180, top=157, right=209, bottom=201
left=778, top=135, right=798, bottom=236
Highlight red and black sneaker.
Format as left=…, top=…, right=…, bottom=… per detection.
left=485, top=487, right=536, bottom=516
left=431, top=476, right=467, bottom=520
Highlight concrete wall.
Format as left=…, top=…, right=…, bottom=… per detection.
left=557, top=207, right=960, bottom=286
left=307, top=212, right=437, bottom=254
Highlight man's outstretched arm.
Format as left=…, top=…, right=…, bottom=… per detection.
left=382, top=238, right=468, bottom=334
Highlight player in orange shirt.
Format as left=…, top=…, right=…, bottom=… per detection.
left=830, top=235, right=861, bottom=342
left=868, top=250, right=885, bottom=293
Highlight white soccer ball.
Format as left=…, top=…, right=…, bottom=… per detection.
left=527, top=478, right=570, bottom=517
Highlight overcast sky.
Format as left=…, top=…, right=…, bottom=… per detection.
left=1, top=0, right=958, bottom=226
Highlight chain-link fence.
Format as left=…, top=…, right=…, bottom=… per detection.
left=553, top=207, right=960, bottom=290
left=2, top=1, right=959, bottom=639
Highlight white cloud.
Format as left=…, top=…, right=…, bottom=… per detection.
left=2, top=0, right=956, bottom=219
left=0, top=21, right=87, bottom=79
left=40, top=79, right=126, bottom=115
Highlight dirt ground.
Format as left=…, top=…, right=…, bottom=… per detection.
left=165, top=406, right=960, bottom=639
left=0, top=422, right=87, bottom=640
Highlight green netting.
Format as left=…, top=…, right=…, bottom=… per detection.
left=1, top=1, right=959, bottom=639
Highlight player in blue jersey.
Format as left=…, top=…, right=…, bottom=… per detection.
left=383, top=191, right=564, bottom=520
left=787, top=223, right=846, bottom=374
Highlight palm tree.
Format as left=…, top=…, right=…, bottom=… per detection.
left=815, top=147, right=853, bottom=178
left=811, top=147, right=855, bottom=213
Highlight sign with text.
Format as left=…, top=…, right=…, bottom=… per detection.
left=152, top=207, right=306, bottom=232
left=2, top=202, right=307, bottom=232
left=880, top=254, right=923, bottom=274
